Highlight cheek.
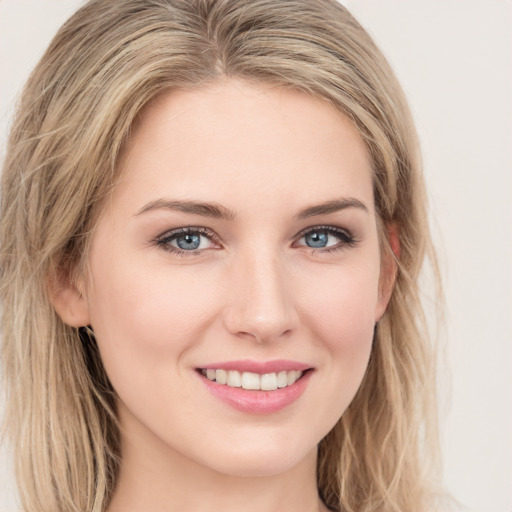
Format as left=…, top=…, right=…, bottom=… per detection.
left=86, top=259, right=222, bottom=385
left=298, top=258, right=380, bottom=343
left=297, top=260, right=379, bottom=391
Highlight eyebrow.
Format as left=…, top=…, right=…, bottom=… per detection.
left=136, top=196, right=368, bottom=220
left=296, top=198, right=368, bottom=219
left=136, top=199, right=236, bottom=220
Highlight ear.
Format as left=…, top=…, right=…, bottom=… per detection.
left=47, top=270, right=91, bottom=327
left=375, top=223, right=400, bottom=321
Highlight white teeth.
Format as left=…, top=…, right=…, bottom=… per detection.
left=216, top=369, right=227, bottom=384
left=277, top=371, right=288, bottom=388
left=201, top=368, right=305, bottom=390
left=261, top=373, right=278, bottom=391
left=227, top=370, right=242, bottom=388
left=290, top=370, right=303, bottom=385
left=241, top=371, right=260, bottom=390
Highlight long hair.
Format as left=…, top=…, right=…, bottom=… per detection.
left=0, top=1, right=444, bottom=510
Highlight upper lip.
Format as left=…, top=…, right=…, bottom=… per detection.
left=197, top=359, right=312, bottom=374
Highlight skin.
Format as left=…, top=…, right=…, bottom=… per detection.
left=52, top=79, right=395, bottom=512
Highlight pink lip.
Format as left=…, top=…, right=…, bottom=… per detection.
left=196, top=360, right=314, bottom=414
left=198, top=359, right=311, bottom=373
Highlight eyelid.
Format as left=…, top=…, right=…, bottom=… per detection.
left=294, top=224, right=354, bottom=240
left=155, top=226, right=222, bottom=253
left=292, top=225, right=357, bottom=250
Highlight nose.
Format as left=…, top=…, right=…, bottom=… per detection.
left=222, top=249, right=299, bottom=344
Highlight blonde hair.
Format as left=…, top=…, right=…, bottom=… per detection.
left=1, top=1, right=444, bottom=510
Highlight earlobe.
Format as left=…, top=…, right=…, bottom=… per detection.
left=47, top=272, right=91, bottom=327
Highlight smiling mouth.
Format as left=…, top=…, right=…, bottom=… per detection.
left=198, top=368, right=307, bottom=391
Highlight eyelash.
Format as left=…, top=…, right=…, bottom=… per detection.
left=293, top=225, right=357, bottom=253
left=155, top=227, right=220, bottom=256
left=154, top=225, right=357, bottom=256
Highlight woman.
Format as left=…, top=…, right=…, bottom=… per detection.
left=0, top=1, right=445, bottom=511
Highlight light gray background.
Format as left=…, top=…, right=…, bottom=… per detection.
left=1, top=1, right=511, bottom=511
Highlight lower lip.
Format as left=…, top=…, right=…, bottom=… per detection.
left=198, top=370, right=312, bottom=414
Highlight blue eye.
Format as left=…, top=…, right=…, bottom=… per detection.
left=176, top=233, right=201, bottom=250
left=304, top=231, right=329, bottom=248
left=156, top=227, right=217, bottom=253
left=296, top=226, right=355, bottom=251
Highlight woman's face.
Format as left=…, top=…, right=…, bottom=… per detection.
left=72, top=79, right=393, bottom=477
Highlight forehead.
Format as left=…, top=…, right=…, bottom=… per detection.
left=114, top=79, right=374, bottom=215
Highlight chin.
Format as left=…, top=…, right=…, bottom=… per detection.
left=182, top=425, right=321, bottom=478
left=206, top=445, right=315, bottom=478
